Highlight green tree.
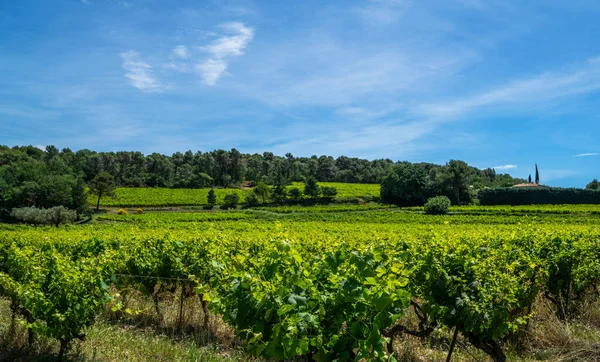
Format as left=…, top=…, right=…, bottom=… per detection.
left=586, top=179, right=600, bottom=190
left=245, top=191, right=259, bottom=206
left=88, top=172, right=116, bottom=211
left=253, top=182, right=271, bottom=203
left=321, top=186, right=338, bottom=199
left=223, top=192, right=239, bottom=209
left=270, top=185, right=287, bottom=203
left=303, top=177, right=320, bottom=199
left=71, top=176, right=90, bottom=218
left=528, top=174, right=532, bottom=183
left=288, top=187, right=302, bottom=201
left=380, top=163, right=430, bottom=206
left=207, top=189, right=217, bottom=207
left=437, top=160, right=472, bottom=205
left=535, top=164, right=540, bottom=184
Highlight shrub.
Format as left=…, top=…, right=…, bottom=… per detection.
left=288, top=187, right=302, bottom=201
left=207, top=189, right=217, bottom=206
left=270, top=185, right=288, bottom=203
left=117, top=208, right=128, bottom=215
left=11, top=206, right=76, bottom=226
left=321, top=186, right=338, bottom=199
left=424, top=196, right=451, bottom=215
left=304, top=177, right=321, bottom=199
left=136, top=208, right=144, bottom=214
left=245, top=192, right=259, bottom=206
left=223, top=193, right=240, bottom=209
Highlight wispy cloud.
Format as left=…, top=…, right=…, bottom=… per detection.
left=196, top=22, right=255, bottom=85
left=354, top=0, right=409, bottom=27
left=120, top=51, right=162, bottom=92
left=416, top=57, right=600, bottom=120
left=575, top=152, right=599, bottom=157
left=162, top=62, right=188, bottom=72
left=493, top=164, right=518, bottom=170
left=171, top=45, right=189, bottom=59
left=196, top=59, right=227, bottom=86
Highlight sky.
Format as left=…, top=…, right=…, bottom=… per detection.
left=1, top=0, right=600, bottom=187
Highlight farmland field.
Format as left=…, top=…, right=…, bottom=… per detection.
left=2, top=202, right=600, bottom=361
left=89, top=183, right=381, bottom=207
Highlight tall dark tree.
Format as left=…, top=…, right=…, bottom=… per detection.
left=304, top=177, right=320, bottom=199
left=535, top=164, right=540, bottom=184
left=88, top=172, right=116, bottom=211
left=207, top=189, right=217, bottom=207
left=437, top=160, right=472, bottom=205
left=528, top=174, right=532, bottom=183
left=253, top=182, right=271, bottom=204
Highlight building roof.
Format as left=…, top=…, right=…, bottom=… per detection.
left=512, top=183, right=545, bottom=188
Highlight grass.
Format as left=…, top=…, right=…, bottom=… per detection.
left=0, top=291, right=253, bottom=362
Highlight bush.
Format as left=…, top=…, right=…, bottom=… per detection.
left=288, top=187, right=302, bottom=201
left=117, top=208, right=128, bottom=215
left=424, top=196, right=451, bottom=215
left=136, top=208, right=144, bottom=214
left=321, top=186, right=338, bottom=199
left=304, top=177, right=320, bottom=199
left=222, top=193, right=240, bottom=209
left=11, top=206, right=77, bottom=226
left=207, top=189, right=217, bottom=206
left=270, top=185, right=288, bottom=203
left=245, top=192, right=259, bottom=206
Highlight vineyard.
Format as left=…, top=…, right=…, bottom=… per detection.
left=88, top=183, right=381, bottom=207
left=1, top=203, right=600, bottom=361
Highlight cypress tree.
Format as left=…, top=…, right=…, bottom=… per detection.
left=207, top=189, right=216, bottom=206
left=535, top=164, right=540, bottom=184
left=528, top=174, right=532, bottom=183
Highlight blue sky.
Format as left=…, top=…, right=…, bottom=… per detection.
left=1, top=0, right=600, bottom=187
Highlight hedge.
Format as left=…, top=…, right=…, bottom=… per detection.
left=478, top=187, right=600, bottom=205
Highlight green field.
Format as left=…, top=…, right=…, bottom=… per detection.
left=89, top=182, right=381, bottom=207
left=2, top=203, right=600, bottom=361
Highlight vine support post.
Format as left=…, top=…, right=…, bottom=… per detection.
left=446, top=326, right=459, bottom=362
left=58, top=338, right=70, bottom=361
left=26, top=313, right=35, bottom=346
left=177, top=283, right=185, bottom=332
left=199, top=294, right=210, bottom=330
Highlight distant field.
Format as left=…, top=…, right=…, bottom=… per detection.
left=288, top=182, right=380, bottom=198
left=92, top=182, right=381, bottom=207
left=91, top=187, right=246, bottom=207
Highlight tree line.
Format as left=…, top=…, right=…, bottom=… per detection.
left=0, top=145, right=528, bottom=213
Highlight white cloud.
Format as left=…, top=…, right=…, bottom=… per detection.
left=493, top=164, right=517, bottom=170
left=120, top=51, right=162, bottom=92
left=416, top=57, right=600, bottom=120
left=575, top=153, right=599, bottom=157
left=162, top=62, right=188, bottom=72
left=202, top=22, right=254, bottom=58
left=171, top=45, right=189, bottom=59
left=196, top=59, right=227, bottom=86
left=196, top=22, right=254, bottom=85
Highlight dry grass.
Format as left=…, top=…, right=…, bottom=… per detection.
left=2, top=290, right=600, bottom=361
